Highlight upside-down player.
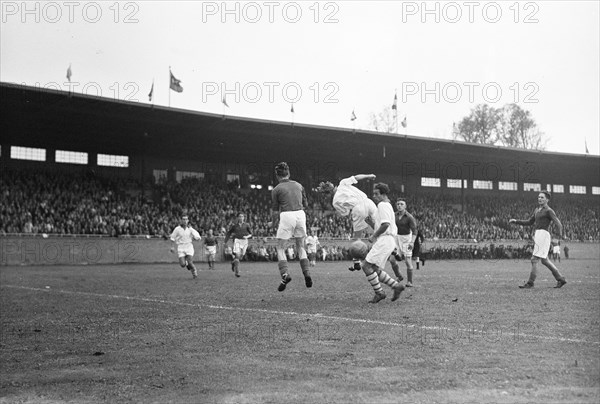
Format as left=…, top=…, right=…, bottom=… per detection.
left=316, top=174, right=377, bottom=272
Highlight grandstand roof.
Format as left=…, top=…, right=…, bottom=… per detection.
left=2, top=82, right=599, bottom=186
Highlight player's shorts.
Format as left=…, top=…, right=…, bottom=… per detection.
left=233, top=239, right=249, bottom=258
left=366, top=234, right=396, bottom=270
left=552, top=245, right=560, bottom=254
left=177, top=244, right=194, bottom=258
left=352, top=198, right=377, bottom=232
left=205, top=245, right=217, bottom=256
left=532, top=229, right=551, bottom=259
left=306, top=245, right=317, bottom=254
left=396, top=234, right=413, bottom=259
left=277, top=210, right=307, bottom=240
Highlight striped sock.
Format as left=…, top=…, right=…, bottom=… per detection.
left=378, top=271, right=398, bottom=288
left=366, top=272, right=383, bottom=294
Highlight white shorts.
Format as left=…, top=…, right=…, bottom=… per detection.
left=396, top=234, right=413, bottom=259
left=553, top=245, right=560, bottom=254
left=532, top=230, right=551, bottom=259
left=366, top=234, right=396, bottom=270
left=205, top=245, right=217, bottom=256
left=233, top=239, right=249, bottom=258
left=352, top=198, right=377, bottom=232
left=306, top=245, right=317, bottom=254
left=277, top=210, right=307, bottom=240
left=177, top=244, right=194, bottom=258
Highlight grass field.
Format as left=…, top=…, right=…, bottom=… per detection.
left=1, top=255, right=599, bottom=404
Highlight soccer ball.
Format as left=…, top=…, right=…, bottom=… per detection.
left=349, top=240, right=369, bottom=259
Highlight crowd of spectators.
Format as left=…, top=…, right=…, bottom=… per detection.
left=1, top=169, right=598, bottom=243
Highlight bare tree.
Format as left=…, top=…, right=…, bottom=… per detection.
left=367, top=106, right=396, bottom=133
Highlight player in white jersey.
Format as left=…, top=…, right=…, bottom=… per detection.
left=170, top=214, right=201, bottom=279
left=305, top=229, right=320, bottom=267
left=317, top=174, right=378, bottom=271
left=359, top=183, right=405, bottom=303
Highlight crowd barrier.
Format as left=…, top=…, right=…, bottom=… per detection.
left=0, top=235, right=597, bottom=266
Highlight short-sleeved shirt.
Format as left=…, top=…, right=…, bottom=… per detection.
left=375, top=201, right=397, bottom=237
left=225, top=223, right=252, bottom=242
left=272, top=179, right=306, bottom=212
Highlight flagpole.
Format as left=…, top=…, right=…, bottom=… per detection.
left=168, top=66, right=171, bottom=108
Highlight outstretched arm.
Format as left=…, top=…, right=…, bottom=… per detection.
left=354, top=174, right=376, bottom=181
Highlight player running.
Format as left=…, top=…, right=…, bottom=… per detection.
left=170, top=214, right=201, bottom=279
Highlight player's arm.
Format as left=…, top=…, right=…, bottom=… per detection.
left=409, top=215, right=418, bottom=243
left=244, top=224, right=253, bottom=239
left=353, top=174, right=376, bottom=181
left=369, top=222, right=389, bottom=242
left=548, top=209, right=564, bottom=239
left=269, top=189, right=280, bottom=228
left=169, top=229, right=178, bottom=253
left=509, top=212, right=535, bottom=226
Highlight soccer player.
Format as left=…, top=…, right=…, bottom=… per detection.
left=269, top=162, right=312, bottom=291
left=224, top=213, right=252, bottom=278
left=360, top=183, right=405, bottom=303
left=390, top=200, right=418, bottom=287
left=170, top=214, right=201, bottom=279
left=305, top=229, right=320, bottom=267
left=509, top=190, right=567, bottom=289
left=317, top=174, right=377, bottom=271
left=553, top=240, right=561, bottom=262
left=203, top=229, right=218, bottom=270
left=413, top=229, right=426, bottom=269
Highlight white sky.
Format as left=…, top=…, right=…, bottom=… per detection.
left=1, top=0, right=599, bottom=155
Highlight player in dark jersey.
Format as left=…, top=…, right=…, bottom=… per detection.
left=390, top=200, right=418, bottom=287
left=224, top=213, right=252, bottom=278
left=509, top=190, right=567, bottom=289
left=269, top=162, right=312, bottom=292
left=412, top=229, right=425, bottom=269
left=203, top=229, right=218, bottom=270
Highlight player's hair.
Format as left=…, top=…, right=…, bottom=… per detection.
left=374, top=182, right=390, bottom=195
left=316, top=181, right=335, bottom=194
left=396, top=199, right=406, bottom=206
left=541, top=190, right=551, bottom=200
left=275, top=162, right=289, bottom=178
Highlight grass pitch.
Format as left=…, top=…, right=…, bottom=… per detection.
left=1, top=254, right=599, bottom=403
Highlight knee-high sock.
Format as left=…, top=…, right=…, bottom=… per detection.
left=300, top=258, right=310, bottom=277
left=366, top=272, right=383, bottom=294
left=278, top=260, right=289, bottom=278
left=378, top=271, right=398, bottom=288
left=390, top=261, right=401, bottom=278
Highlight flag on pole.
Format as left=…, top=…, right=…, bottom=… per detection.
left=291, top=103, right=295, bottom=113
left=401, top=116, right=407, bottom=128
left=222, top=95, right=229, bottom=107
left=392, top=92, right=397, bottom=110
left=585, top=139, right=589, bottom=154
left=351, top=110, right=357, bottom=121
left=148, top=81, right=154, bottom=102
left=66, top=64, right=72, bottom=82
left=169, top=70, right=183, bottom=93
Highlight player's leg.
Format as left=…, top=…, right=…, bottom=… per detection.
left=295, top=212, right=311, bottom=288
left=276, top=213, right=293, bottom=291
left=185, top=254, right=198, bottom=279
left=389, top=253, right=403, bottom=281
left=363, top=237, right=404, bottom=302
left=178, top=256, right=187, bottom=268
left=541, top=257, right=567, bottom=287
left=519, top=257, right=539, bottom=288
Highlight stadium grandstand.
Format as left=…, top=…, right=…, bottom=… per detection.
left=1, top=82, right=598, bottom=263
